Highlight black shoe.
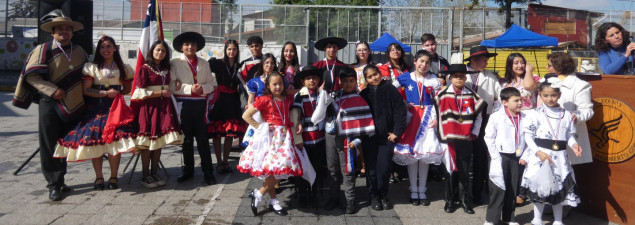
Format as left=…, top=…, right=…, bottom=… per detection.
left=60, top=185, right=73, bottom=193
left=381, top=197, right=393, bottom=210
left=204, top=174, right=217, bottom=185
left=345, top=201, right=356, bottom=214
left=94, top=178, right=105, bottom=190
left=444, top=201, right=456, bottom=213
left=421, top=198, right=431, bottom=206
left=410, top=197, right=420, bottom=206
left=461, top=201, right=475, bottom=214
left=324, top=197, right=339, bottom=211
left=107, top=177, right=118, bottom=190
left=248, top=192, right=258, bottom=216
left=49, top=188, right=63, bottom=201
left=177, top=172, right=194, bottom=182
left=371, top=195, right=383, bottom=211
left=269, top=204, right=288, bottom=216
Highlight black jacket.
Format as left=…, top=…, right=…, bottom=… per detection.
left=360, top=80, right=407, bottom=141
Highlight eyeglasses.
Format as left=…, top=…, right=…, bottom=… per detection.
left=356, top=49, right=369, bottom=53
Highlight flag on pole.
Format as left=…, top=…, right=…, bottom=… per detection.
left=131, top=0, right=164, bottom=108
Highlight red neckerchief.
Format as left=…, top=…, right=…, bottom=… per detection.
left=504, top=107, right=520, bottom=147
left=185, top=56, right=198, bottom=84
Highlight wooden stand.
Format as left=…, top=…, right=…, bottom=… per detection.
left=576, top=74, right=635, bottom=225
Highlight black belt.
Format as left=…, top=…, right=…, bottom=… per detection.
left=534, top=138, right=567, bottom=151
left=93, top=85, right=122, bottom=91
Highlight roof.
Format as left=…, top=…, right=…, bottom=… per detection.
left=528, top=4, right=604, bottom=18
left=369, top=33, right=412, bottom=52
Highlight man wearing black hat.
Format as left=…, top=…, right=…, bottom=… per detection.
left=464, top=46, right=503, bottom=205
left=170, top=32, right=217, bottom=185
left=13, top=16, right=88, bottom=201
left=313, top=36, right=348, bottom=92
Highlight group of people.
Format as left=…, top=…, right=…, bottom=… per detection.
left=14, top=15, right=599, bottom=225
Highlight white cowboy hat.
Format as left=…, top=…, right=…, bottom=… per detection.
left=40, top=17, right=83, bottom=33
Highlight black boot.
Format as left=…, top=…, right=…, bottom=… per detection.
left=324, top=196, right=339, bottom=210
left=381, top=195, right=393, bottom=210
left=178, top=139, right=195, bottom=182
left=461, top=196, right=475, bottom=214
left=444, top=200, right=456, bottom=213
left=345, top=200, right=356, bottom=214
left=370, top=195, right=383, bottom=211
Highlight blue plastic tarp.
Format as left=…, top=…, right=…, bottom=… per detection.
left=480, top=24, right=558, bottom=48
left=369, top=33, right=412, bottom=52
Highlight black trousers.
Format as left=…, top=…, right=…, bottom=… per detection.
left=38, top=96, right=71, bottom=190
left=473, top=113, right=490, bottom=202
left=180, top=100, right=213, bottom=175
left=297, top=141, right=326, bottom=195
left=445, top=140, right=472, bottom=202
left=362, top=136, right=393, bottom=197
left=485, top=153, right=523, bottom=223
left=325, top=134, right=357, bottom=202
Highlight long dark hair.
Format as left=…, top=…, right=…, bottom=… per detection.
left=385, top=43, right=409, bottom=71
left=223, top=39, right=239, bottom=68
left=257, top=53, right=277, bottom=76
left=145, top=40, right=171, bottom=70
left=278, top=41, right=299, bottom=73
left=503, top=53, right=526, bottom=84
left=262, top=71, right=287, bottom=97
left=595, top=22, right=631, bottom=52
left=94, top=35, right=127, bottom=83
left=354, top=41, right=374, bottom=65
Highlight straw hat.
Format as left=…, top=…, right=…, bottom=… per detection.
left=40, top=17, right=83, bottom=33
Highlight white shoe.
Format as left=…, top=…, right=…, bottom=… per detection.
left=141, top=176, right=159, bottom=188
left=507, top=222, right=520, bottom=225
left=531, top=218, right=543, bottom=225
left=483, top=222, right=494, bottom=225
left=552, top=222, right=564, bottom=225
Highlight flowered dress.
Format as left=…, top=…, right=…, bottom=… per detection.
left=131, top=64, right=184, bottom=151
left=499, top=75, right=540, bottom=110
left=53, top=62, right=137, bottom=161
left=520, top=105, right=580, bottom=206
left=237, top=94, right=304, bottom=180
left=353, top=63, right=368, bottom=91
left=392, top=72, right=443, bottom=165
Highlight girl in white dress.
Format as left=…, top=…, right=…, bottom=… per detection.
left=520, top=76, right=583, bottom=225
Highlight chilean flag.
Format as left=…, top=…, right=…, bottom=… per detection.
left=130, top=0, right=164, bottom=109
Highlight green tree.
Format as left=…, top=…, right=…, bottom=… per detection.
left=472, top=0, right=539, bottom=29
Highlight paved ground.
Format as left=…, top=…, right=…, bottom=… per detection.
left=0, top=91, right=617, bottom=225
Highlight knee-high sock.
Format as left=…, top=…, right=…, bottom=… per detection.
left=533, top=203, right=545, bottom=221
left=407, top=162, right=419, bottom=198
left=552, top=203, right=563, bottom=222
left=418, top=162, right=429, bottom=198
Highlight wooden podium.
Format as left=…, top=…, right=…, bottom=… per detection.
left=576, top=74, right=635, bottom=225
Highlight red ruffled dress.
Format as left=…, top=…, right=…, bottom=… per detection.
left=237, top=94, right=304, bottom=180
left=131, top=64, right=184, bottom=151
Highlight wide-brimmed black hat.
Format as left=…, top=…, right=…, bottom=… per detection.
left=315, top=36, right=347, bottom=51
left=296, top=65, right=323, bottom=80
left=439, top=64, right=479, bottom=75
left=173, top=32, right=205, bottom=53
left=463, top=46, right=498, bottom=61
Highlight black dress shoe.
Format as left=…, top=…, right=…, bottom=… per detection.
left=248, top=192, right=258, bottom=216
left=49, top=188, right=63, bottom=201
left=269, top=204, right=288, bottom=216
left=381, top=197, right=393, bottom=210
left=94, top=178, right=105, bottom=190
left=371, top=195, right=383, bottom=211
left=204, top=174, right=217, bottom=185
left=410, top=197, right=420, bottom=206
left=60, top=185, right=73, bottom=193
left=108, top=177, right=118, bottom=190
left=177, top=173, right=194, bottom=182
left=421, top=198, right=431, bottom=206
left=461, top=201, right=475, bottom=214
left=444, top=201, right=456, bottom=213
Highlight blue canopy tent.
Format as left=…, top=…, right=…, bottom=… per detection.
left=370, top=33, right=412, bottom=52
left=480, top=24, right=558, bottom=75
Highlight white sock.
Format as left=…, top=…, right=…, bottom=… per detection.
left=552, top=203, right=563, bottom=223
left=417, top=162, right=429, bottom=199
left=407, top=162, right=419, bottom=198
left=253, top=189, right=263, bottom=207
left=270, top=198, right=283, bottom=210
left=532, top=203, right=545, bottom=224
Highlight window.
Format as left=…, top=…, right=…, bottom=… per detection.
left=544, top=21, right=576, bottom=35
